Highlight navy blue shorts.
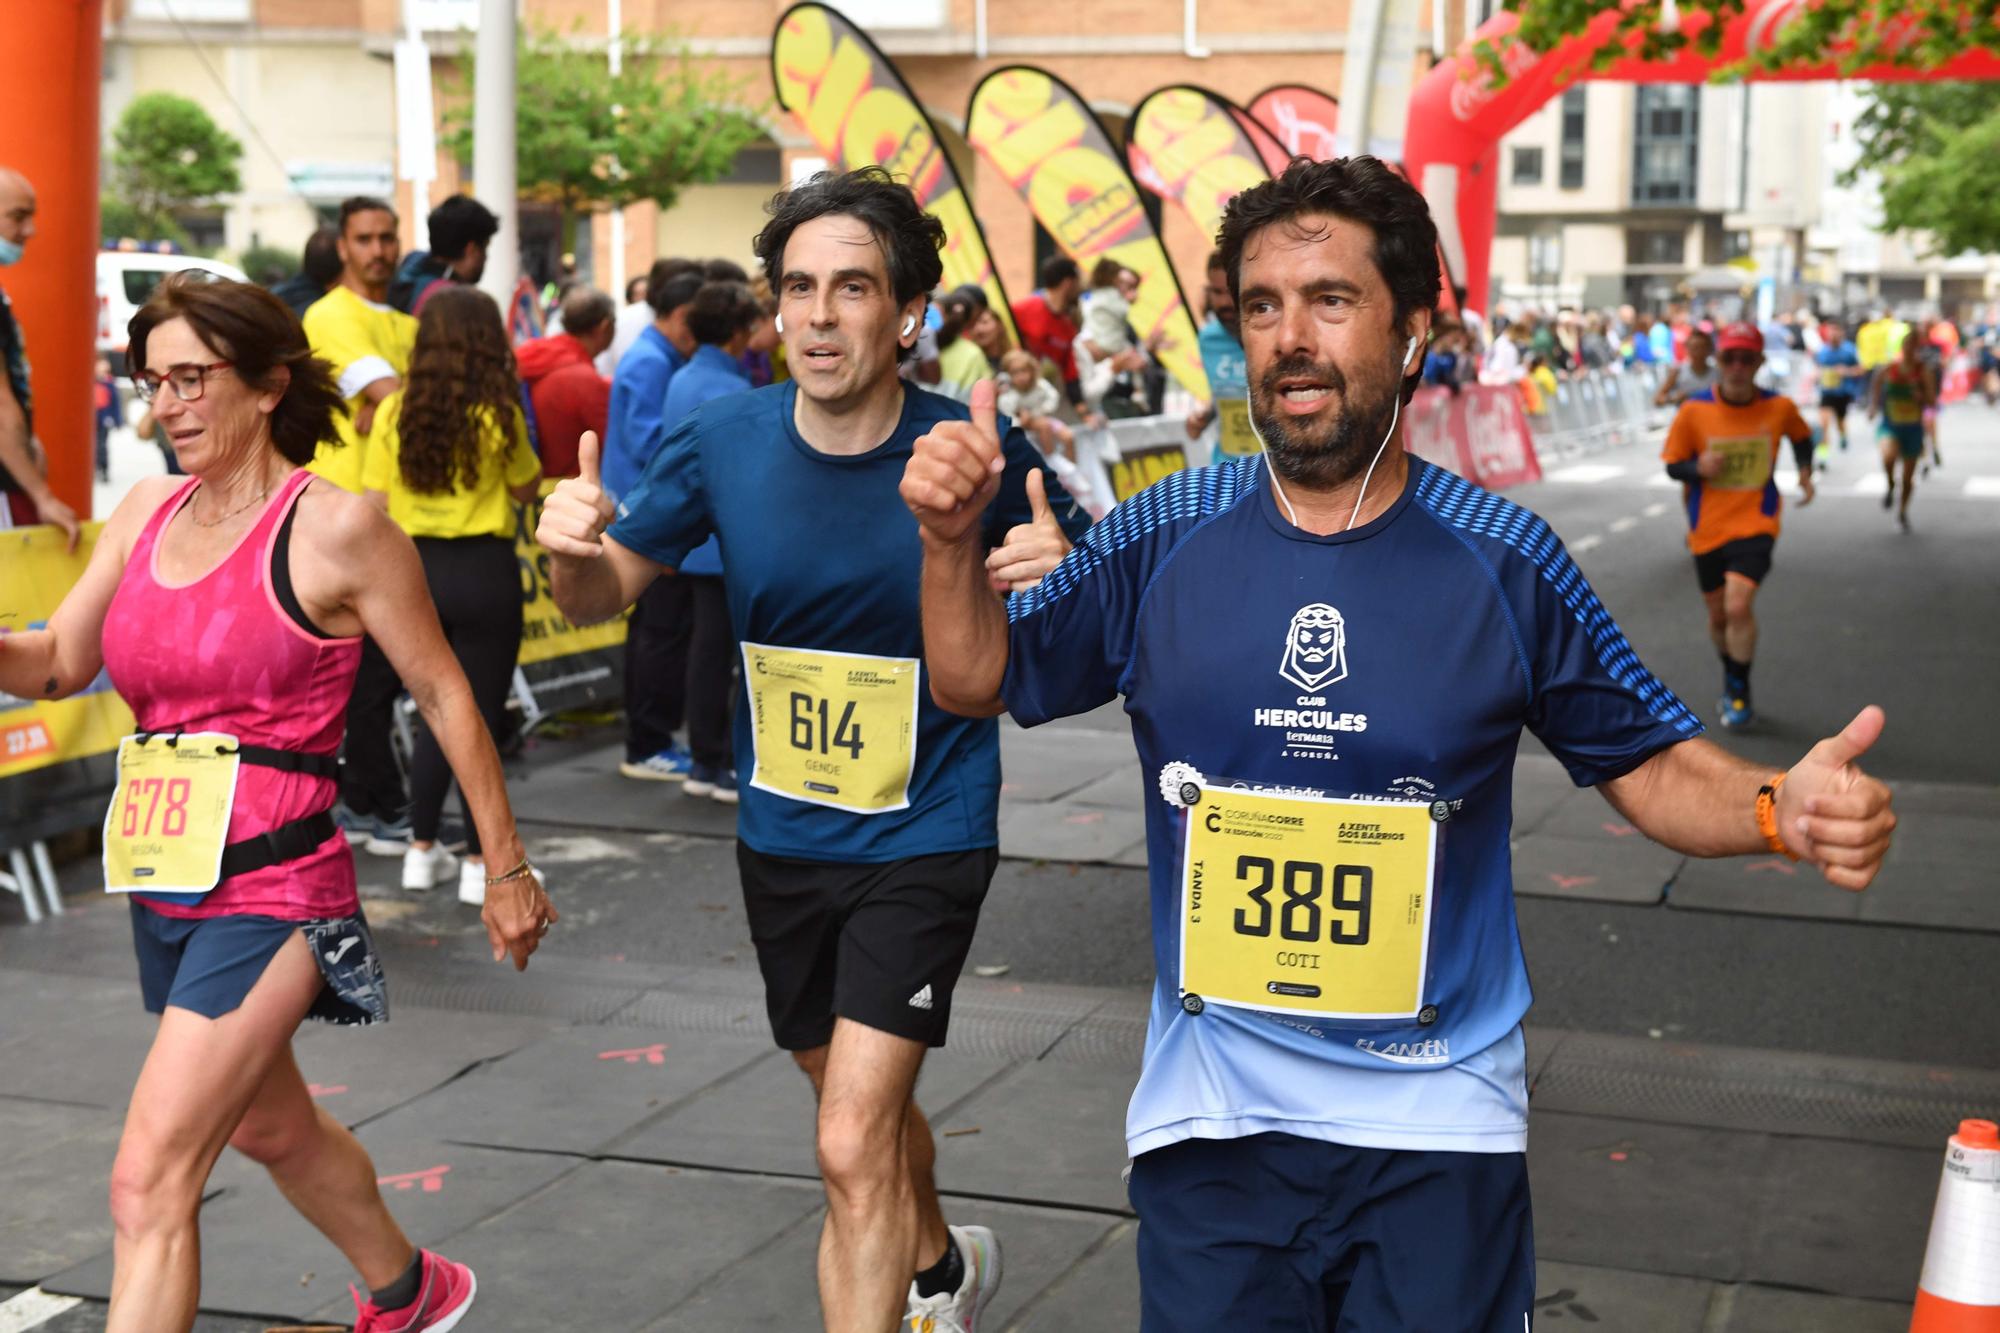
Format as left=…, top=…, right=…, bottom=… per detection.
left=1129, top=1132, right=1534, bottom=1332
left=129, top=900, right=388, bottom=1026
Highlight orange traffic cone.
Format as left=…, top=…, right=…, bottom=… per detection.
left=1911, top=1119, right=2000, bottom=1332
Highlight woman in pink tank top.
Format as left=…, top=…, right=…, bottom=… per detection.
left=0, top=274, right=558, bottom=1333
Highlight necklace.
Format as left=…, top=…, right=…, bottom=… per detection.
left=189, top=483, right=272, bottom=528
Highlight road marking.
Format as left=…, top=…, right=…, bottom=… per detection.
left=1609, top=516, right=1641, bottom=534
left=1547, top=463, right=1627, bottom=484
left=1642, top=502, right=1669, bottom=517
left=1571, top=534, right=1604, bottom=552
left=1965, top=476, right=2000, bottom=498
left=1851, top=473, right=1890, bottom=494
left=1646, top=473, right=1681, bottom=488
left=0, top=1289, right=83, bottom=1331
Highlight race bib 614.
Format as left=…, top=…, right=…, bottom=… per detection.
left=742, top=643, right=920, bottom=815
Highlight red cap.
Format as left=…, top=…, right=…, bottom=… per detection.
left=1717, top=322, right=1763, bottom=355
left=1958, top=1119, right=2000, bottom=1151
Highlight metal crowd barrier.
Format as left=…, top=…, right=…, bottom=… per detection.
left=1523, top=363, right=1673, bottom=462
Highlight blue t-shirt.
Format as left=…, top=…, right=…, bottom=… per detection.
left=1815, top=340, right=1861, bottom=392
left=1197, top=315, right=1246, bottom=402
left=610, top=380, right=1090, bottom=863
left=603, top=325, right=686, bottom=500
left=658, top=344, right=751, bottom=576
left=1003, top=457, right=1701, bottom=1157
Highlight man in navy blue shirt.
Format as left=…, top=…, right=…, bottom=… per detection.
left=905, top=157, right=1899, bottom=1331
left=539, top=168, right=1086, bottom=1333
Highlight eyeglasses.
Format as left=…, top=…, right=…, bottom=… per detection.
left=1718, top=351, right=1760, bottom=367
left=133, top=361, right=234, bottom=404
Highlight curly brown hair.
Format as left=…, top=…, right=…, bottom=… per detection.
left=396, top=284, right=520, bottom=495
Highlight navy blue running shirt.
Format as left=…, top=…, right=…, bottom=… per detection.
left=1004, top=456, right=1702, bottom=1156
left=610, top=379, right=1087, bottom=863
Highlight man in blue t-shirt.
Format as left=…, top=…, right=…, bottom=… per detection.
left=905, top=157, right=1898, bottom=1331
left=1814, top=322, right=1865, bottom=452
left=539, top=168, right=1087, bottom=1333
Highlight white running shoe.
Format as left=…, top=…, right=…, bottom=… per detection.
left=905, top=1225, right=1002, bottom=1333
left=401, top=843, right=459, bottom=892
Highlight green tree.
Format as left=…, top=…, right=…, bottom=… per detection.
left=108, top=93, right=243, bottom=242
left=445, top=25, right=766, bottom=256
left=1479, top=3, right=2000, bottom=80
left=1844, top=84, right=2000, bottom=256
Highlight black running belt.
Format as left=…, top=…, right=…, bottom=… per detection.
left=218, top=809, right=338, bottom=880
left=135, top=732, right=340, bottom=781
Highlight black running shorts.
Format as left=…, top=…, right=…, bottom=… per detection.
left=736, top=843, right=998, bottom=1051
left=1693, top=534, right=1775, bottom=593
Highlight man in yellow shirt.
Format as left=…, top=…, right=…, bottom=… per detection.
left=307, top=196, right=421, bottom=850
left=304, top=196, right=416, bottom=494
left=1854, top=310, right=1891, bottom=372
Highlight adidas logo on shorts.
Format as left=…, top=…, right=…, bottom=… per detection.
left=907, top=984, right=934, bottom=1011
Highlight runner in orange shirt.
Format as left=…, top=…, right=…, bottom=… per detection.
left=1661, top=323, right=1816, bottom=729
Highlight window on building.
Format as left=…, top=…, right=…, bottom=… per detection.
left=1511, top=146, right=1544, bottom=186
left=1559, top=88, right=1586, bottom=189
left=1528, top=230, right=1563, bottom=287
left=1632, top=86, right=1699, bottom=205
left=1626, top=228, right=1686, bottom=266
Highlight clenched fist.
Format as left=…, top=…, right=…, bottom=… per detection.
left=537, top=430, right=618, bottom=559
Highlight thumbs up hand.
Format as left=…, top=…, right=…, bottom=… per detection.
left=902, top=379, right=1005, bottom=547
left=1777, top=705, right=1897, bottom=891
left=986, top=467, right=1073, bottom=594
left=537, top=430, right=618, bottom=559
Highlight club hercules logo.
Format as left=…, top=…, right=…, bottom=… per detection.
left=1278, top=603, right=1349, bottom=693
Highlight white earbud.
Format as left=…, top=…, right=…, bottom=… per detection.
left=1403, top=334, right=1420, bottom=369
left=774, top=313, right=784, bottom=335
left=901, top=314, right=917, bottom=338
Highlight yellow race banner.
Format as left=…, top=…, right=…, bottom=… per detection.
left=1128, top=86, right=1284, bottom=239
left=512, top=484, right=627, bottom=715
left=772, top=3, right=1017, bottom=340
left=967, top=66, right=1209, bottom=402
left=0, top=522, right=135, bottom=784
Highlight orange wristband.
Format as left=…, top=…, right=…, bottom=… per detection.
left=1755, top=773, right=1800, bottom=861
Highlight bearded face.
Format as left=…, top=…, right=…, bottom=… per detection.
left=1280, top=604, right=1347, bottom=690
left=1249, top=347, right=1403, bottom=490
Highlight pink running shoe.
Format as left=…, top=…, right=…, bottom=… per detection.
left=351, top=1250, right=477, bottom=1332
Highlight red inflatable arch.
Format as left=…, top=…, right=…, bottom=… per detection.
left=1404, top=2, right=2000, bottom=322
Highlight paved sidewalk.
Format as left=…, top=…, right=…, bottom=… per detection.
left=3, top=719, right=1995, bottom=1330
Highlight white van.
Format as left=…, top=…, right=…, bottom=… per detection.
left=97, top=251, right=248, bottom=376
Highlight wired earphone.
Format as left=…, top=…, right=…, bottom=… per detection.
left=1260, top=333, right=1420, bottom=533
left=773, top=313, right=918, bottom=337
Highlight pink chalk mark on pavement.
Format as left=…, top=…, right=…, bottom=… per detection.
left=307, top=1083, right=348, bottom=1098
left=378, top=1165, right=450, bottom=1194
left=599, top=1044, right=668, bottom=1065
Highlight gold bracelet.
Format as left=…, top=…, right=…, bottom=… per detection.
left=484, top=855, right=533, bottom=886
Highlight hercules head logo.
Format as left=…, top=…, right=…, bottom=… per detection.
left=1279, top=603, right=1347, bottom=693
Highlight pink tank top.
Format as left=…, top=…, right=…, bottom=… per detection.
left=101, top=469, right=362, bottom=920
